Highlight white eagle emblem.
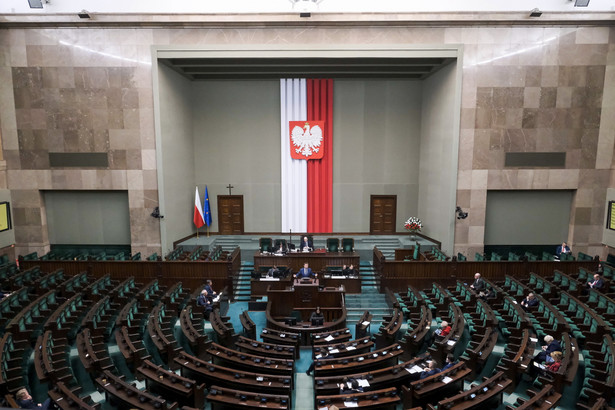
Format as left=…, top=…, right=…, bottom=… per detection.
left=291, top=123, right=323, bottom=158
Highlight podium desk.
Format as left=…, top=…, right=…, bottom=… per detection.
left=321, top=274, right=361, bottom=294
left=254, top=251, right=359, bottom=273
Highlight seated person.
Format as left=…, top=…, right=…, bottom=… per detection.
left=441, top=354, right=457, bottom=371
left=520, top=292, right=538, bottom=311
left=534, top=335, right=561, bottom=364
left=296, top=262, right=315, bottom=279
left=342, top=264, right=356, bottom=276
left=267, top=265, right=280, bottom=278
left=588, top=273, right=604, bottom=289
left=275, top=241, right=287, bottom=254
left=470, top=273, right=485, bottom=291
left=15, top=388, right=50, bottom=410
left=545, top=351, right=563, bottom=373
left=196, top=289, right=213, bottom=317
left=300, top=236, right=313, bottom=252
left=339, top=377, right=363, bottom=394
left=478, top=286, right=494, bottom=301
left=306, top=350, right=329, bottom=375
left=555, top=241, right=571, bottom=258
left=310, top=307, right=324, bottom=325
left=435, top=320, right=452, bottom=338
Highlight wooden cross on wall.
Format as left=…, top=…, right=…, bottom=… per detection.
left=226, top=184, right=234, bottom=195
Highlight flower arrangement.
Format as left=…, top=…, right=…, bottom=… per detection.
left=404, top=217, right=423, bottom=232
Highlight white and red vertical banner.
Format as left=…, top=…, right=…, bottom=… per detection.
left=280, top=79, right=333, bottom=233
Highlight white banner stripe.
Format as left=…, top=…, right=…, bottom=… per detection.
left=280, top=79, right=307, bottom=233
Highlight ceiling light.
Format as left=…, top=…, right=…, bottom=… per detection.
left=574, top=0, right=590, bottom=6
left=28, top=0, right=43, bottom=8
left=78, top=9, right=91, bottom=18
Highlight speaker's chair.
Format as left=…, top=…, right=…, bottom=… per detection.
left=326, top=238, right=339, bottom=253
left=341, top=238, right=354, bottom=252
left=259, top=237, right=272, bottom=253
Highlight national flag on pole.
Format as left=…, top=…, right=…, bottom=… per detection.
left=203, top=185, right=212, bottom=227
left=193, top=187, right=205, bottom=228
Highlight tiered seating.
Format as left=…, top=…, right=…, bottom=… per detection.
left=175, top=351, right=293, bottom=397
left=533, top=333, right=579, bottom=393
left=0, top=287, right=29, bottom=331
left=239, top=310, right=256, bottom=339
left=210, top=310, right=239, bottom=346
left=549, top=270, right=581, bottom=296
left=48, top=381, right=101, bottom=410
left=76, top=328, right=114, bottom=374
left=354, top=310, right=372, bottom=339
left=314, top=358, right=422, bottom=396
left=0, top=332, right=29, bottom=394
left=34, top=330, right=73, bottom=385
left=235, top=336, right=297, bottom=360
left=313, top=336, right=374, bottom=359
left=312, top=328, right=352, bottom=346
left=427, top=303, right=465, bottom=365
left=460, top=298, right=499, bottom=375
left=179, top=304, right=210, bottom=359
left=313, top=344, right=403, bottom=377
left=495, top=328, right=535, bottom=392
left=44, top=293, right=88, bottom=340
left=207, top=342, right=294, bottom=375
left=95, top=369, right=176, bottom=410
left=34, top=268, right=65, bottom=293
left=553, top=291, right=610, bottom=345
left=316, top=387, right=400, bottom=409
left=261, top=327, right=301, bottom=348
left=399, top=304, right=432, bottom=357
left=505, top=384, right=561, bottom=410
left=401, top=361, right=472, bottom=408
left=578, top=335, right=615, bottom=405
left=431, top=371, right=512, bottom=409
left=206, top=385, right=290, bottom=409
left=374, top=308, right=403, bottom=349
left=147, top=303, right=182, bottom=368
left=6, top=290, right=62, bottom=342
left=136, top=359, right=205, bottom=409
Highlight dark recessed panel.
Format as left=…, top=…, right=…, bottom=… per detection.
left=49, top=152, right=109, bottom=168
left=504, top=152, right=566, bottom=168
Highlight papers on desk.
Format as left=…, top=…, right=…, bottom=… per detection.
left=319, top=407, right=328, bottom=410
left=256, top=376, right=263, bottom=381
left=533, top=362, right=546, bottom=369
left=530, top=337, right=538, bottom=343
left=357, top=379, right=370, bottom=388
left=329, top=349, right=339, bottom=354
left=343, top=401, right=359, bottom=407
left=331, top=275, right=346, bottom=279
left=442, top=376, right=453, bottom=384
left=324, top=335, right=334, bottom=342
left=447, top=340, right=456, bottom=346
left=407, top=365, right=424, bottom=374
left=346, top=346, right=356, bottom=351
left=213, top=296, right=220, bottom=303
left=280, top=334, right=286, bottom=338
left=362, top=321, right=371, bottom=326
left=260, top=277, right=280, bottom=281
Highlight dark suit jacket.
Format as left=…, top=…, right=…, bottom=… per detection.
left=297, top=268, right=313, bottom=278
left=522, top=297, right=538, bottom=308
left=472, top=279, right=485, bottom=291
left=546, top=340, right=562, bottom=355
left=300, top=240, right=313, bottom=251
left=442, top=361, right=457, bottom=371
left=419, top=368, right=441, bottom=379
left=556, top=245, right=571, bottom=256
left=590, top=278, right=604, bottom=289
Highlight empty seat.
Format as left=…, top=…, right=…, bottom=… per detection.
left=326, top=238, right=339, bottom=252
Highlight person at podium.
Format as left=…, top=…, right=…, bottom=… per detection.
left=296, top=262, right=315, bottom=279
left=310, top=307, right=324, bottom=325
left=300, top=236, right=313, bottom=252
left=343, top=264, right=356, bottom=276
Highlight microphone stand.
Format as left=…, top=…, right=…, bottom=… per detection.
left=289, top=229, right=293, bottom=251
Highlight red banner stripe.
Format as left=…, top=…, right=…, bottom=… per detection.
left=306, top=79, right=333, bottom=233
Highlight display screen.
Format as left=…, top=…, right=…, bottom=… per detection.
left=0, top=202, right=11, bottom=232
left=608, top=201, right=615, bottom=231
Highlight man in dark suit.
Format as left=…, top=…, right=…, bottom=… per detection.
left=534, top=335, right=561, bottom=363
left=419, top=361, right=441, bottom=379
left=342, top=264, right=356, bottom=276
left=197, top=289, right=213, bottom=317
left=588, top=273, right=604, bottom=289
left=15, top=388, right=50, bottom=410
left=204, top=279, right=216, bottom=297
left=555, top=242, right=571, bottom=258
left=441, top=354, right=457, bottom=371
left=300, top=236, right=313, bottom=252
left=520, top=292, right=538, bottom=311
left=296, top=263, right=314, bottom=279
left=470, top=273, right=485, bottom=291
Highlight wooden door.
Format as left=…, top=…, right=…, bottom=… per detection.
left=217, top=195, right=244, bottom=235
left=370, top=195, right=397, bottom=234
